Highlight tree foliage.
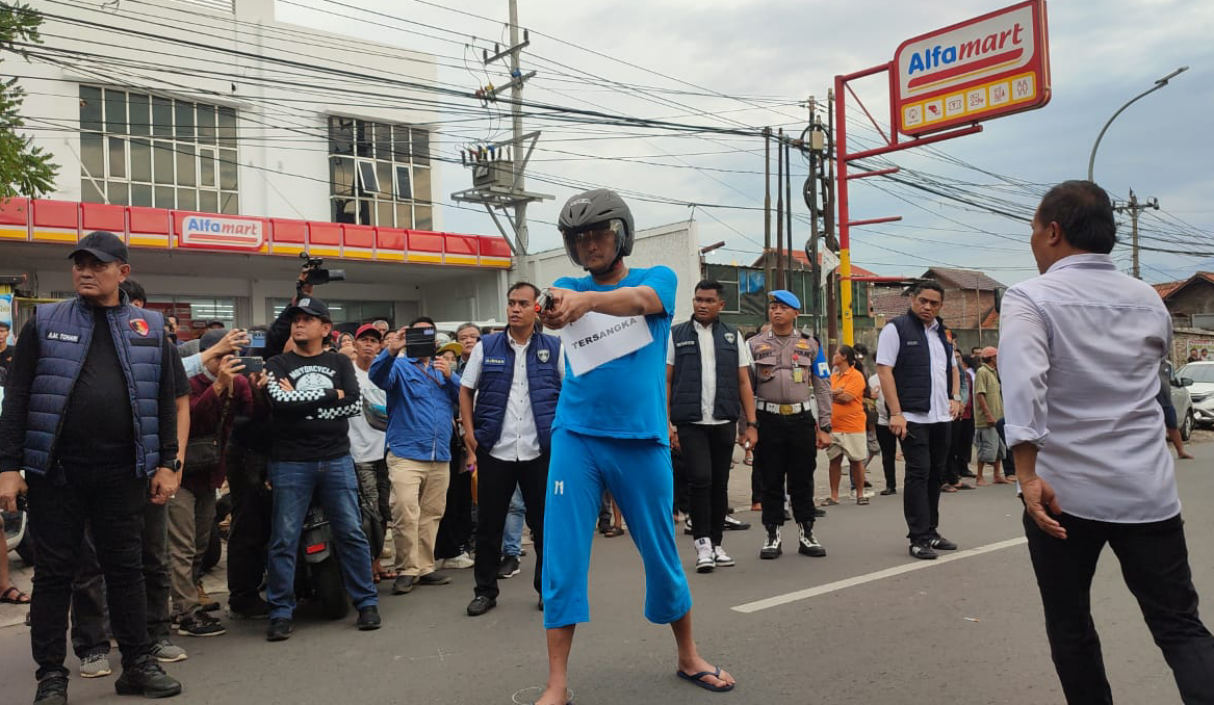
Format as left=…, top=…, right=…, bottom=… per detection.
left=0, top=2, right=57, bottom=199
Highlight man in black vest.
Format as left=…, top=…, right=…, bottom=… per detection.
left=666, top=280, right=757, bottom=573
left=460, top=282, right=562, bottom=616
left=875, top=281, right=962, bottom=560
left=0, top=231, right=185, bottom=703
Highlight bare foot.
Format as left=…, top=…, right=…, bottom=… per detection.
left=534, top=686, right=570, bottom=705
left=976, top=479, right=988, bottom=486
left=750, top=502, right=761, bottom=512
left=993, top=477, right=1012, bottom=485
left=678, top=655, right=736, bottom=690
left=1179, top=451, right=1195, bottom=459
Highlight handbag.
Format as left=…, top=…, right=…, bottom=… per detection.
left=185, top=392, right=231, bottom=476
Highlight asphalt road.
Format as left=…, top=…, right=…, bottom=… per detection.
left=1, top=441, right=1211, bottom=705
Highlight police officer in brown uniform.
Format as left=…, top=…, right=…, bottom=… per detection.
left=748, top=290, right=833, bottom=559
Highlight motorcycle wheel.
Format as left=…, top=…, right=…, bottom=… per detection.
left=313, top=556, right=350, bottom=620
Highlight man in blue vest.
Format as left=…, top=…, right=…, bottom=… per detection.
left=875, top=281, right=963, bottom=560
left=666, top=279, right=757, bottom=573
left=534, top=190, right=734, bottom=705
left=459, top=281, right=562, bottom=616
left=0, top=231, right=185, bottom=703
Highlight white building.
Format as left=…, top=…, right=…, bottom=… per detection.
left=4, top=0, right=511, bottom=334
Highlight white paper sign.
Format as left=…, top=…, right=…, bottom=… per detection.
left=559, top=311, right=653, bottom=376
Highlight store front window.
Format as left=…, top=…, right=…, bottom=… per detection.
left=269, top=298, right=393, bottom=328
left=146, top=296, right=238, bottom=341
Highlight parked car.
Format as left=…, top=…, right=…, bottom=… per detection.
left=1177, top=361, right=1214, bottom=431
left=1169, top=365, right=1196, bottom=441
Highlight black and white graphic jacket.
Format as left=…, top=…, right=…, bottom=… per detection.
left=265, top=350, right=362, bottom=461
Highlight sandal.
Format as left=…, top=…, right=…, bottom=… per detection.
left=857, top=496, right=870, bottom=505
left=941, top=484, right=958, bottom=493
left=1, top=586, right=31, bottom=604
left=820, top=498, right=839, bottom=506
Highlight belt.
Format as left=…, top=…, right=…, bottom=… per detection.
left=757, top=400, right=810, bottom=415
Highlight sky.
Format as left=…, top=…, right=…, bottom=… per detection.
left=277, top=0, right=1214, bottom=286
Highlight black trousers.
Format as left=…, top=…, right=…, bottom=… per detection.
left=27, top=465, right=152, bottom=680
left=996, top=418, right=1016, bottom=477
left=70, top=532, right=109, bottom=659
left=875, top=424, right=898, bottom=491
left=900, top=421, right=950, bottom=543
left=756, top=410, right=817, bottom=528
left=225, top=443, right=272, bottom=612
left=473, top=451, right=547, bottom=600
left=671, top=449, right=690, bottom=516
left=677, top=423, right=734, bottom=545
left=435, top=461, right=474, bottom=560
left=1024, top=511, right=1214, bottom=704
left=945, top=416, right=974, bottom=485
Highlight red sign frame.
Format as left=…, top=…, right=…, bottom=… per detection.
left=892, top=0, right=1050, bottom=136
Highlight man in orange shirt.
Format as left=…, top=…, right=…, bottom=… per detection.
left=827, top=345, right=869, bottom=505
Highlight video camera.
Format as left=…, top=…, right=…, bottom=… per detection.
left=298, top=251, right=346, bottom=292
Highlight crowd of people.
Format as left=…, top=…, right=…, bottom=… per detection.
left=0, top=181, right=1211, bottom=705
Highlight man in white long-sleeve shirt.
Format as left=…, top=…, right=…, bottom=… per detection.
left=1001, top=180, right=1214, bottom=705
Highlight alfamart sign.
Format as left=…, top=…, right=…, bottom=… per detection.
left=893, top=0, right=1050, bottom=136
left=177, top=214, right=265, bottom=251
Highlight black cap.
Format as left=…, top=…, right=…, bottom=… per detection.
left=199, top=328, right=228, bottom=352
left=284, top=296, right=331, bottom=323
left=68, top=231, right=128, bottom=264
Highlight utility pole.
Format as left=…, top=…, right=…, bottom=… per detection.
left=784, top=138, right=793, bottom=295
left=806, top=97, right=820, bottom=337
left=775, top=128, right=785, bottom=289
left=450, top=0, right=551, bottom=258
left=764, top=127, right=772, bottom=292
left=1115, top=187, right=1159, bottom=280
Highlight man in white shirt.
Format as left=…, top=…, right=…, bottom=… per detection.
left=1002, top=180, right=1214, bottom=704
left=666, top=280, right=758, bottom=573
left=347, top=324, right=390, bottom=580
left=459, top=282, right=563, bottom=617
left=875, top=282, right=962, bottom=560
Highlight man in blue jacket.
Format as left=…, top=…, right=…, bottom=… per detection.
left=370, top=316, right=461, bottom=595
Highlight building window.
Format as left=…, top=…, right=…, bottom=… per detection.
left=328, top=116, right=431, bottom=230
left=269, top=298, right=394, bottom=327
left=79, top=85, right=239, bottom=213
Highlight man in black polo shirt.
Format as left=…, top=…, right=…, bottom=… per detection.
left=875, top=281, right=962, bottom=560
left=0, top=231, right=184, bottom=704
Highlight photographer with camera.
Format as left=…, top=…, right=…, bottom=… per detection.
left=263, top=297, right=380, bottom=641
left=370, top=317, right=462, bottom=595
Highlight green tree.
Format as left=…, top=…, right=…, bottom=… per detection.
left=0, top=2, right=57, bottom=198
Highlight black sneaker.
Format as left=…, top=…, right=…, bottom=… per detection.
left=723, top=514, right=750, bottom=531
left=880, top=488, right=897, bottom=496
left=813, top=507, right=827, bottom=518
left=759, top=526, right=782, bottom=559
left=466, top=595, right=496, bottom=617
left=392, top=575, right=416, bottom=595
left=228, top=599, right=270, bottom=620
left=34, top=674, right=68, bottom=705
left=797, top=523, right=827, bottom=557
left=356, top=606, right=382, bottom=630
left=683, top=516, right=693, bottom=535
left=929, top=536, right=958, bottom=551
left=496, top=555, right=521, bottom=579
left=177, top=612, right=225, bottom=637
left=417, top=572, right=451, bottom=586
left=114, top=657, right=182, bottom=698
left=909, top=542, right=938, bottom=560
left=266, top=618, right=293, bottom=642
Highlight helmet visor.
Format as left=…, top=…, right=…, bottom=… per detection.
left=563, top=218, right=625, bottom=269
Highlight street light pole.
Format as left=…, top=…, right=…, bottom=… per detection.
left=1087, top=66, right=1188, bottom=182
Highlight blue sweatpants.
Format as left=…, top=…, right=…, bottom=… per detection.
left=542, top=428, right=692, bottom=629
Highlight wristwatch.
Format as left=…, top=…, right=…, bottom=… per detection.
left=746, top=420, right=758, bottom=428
left=167, top=459, right=182, bottom=471
left=819, top=424, right=832, bottom=434
left=951, top=394, right=962, bottom=401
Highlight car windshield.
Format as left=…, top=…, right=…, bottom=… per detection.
left=1179, top=364, right=1214, bottom=384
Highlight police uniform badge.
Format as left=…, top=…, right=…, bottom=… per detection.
left=538, top=349, right=551, bottom=363
left=129, top=319, right=149, bottom=336
left=724, top=332, right=735, bottom=344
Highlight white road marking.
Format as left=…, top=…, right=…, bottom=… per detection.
left=731, top=536, right=1028, bottom=613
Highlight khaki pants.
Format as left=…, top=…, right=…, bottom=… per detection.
left=387, top=454, right=449, bottom=577
left=166, top=484, right=216, bottom=617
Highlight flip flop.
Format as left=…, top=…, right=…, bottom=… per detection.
left=677, top=667, right=734, bottom=693
left=1, top=586, right=30, bottom=604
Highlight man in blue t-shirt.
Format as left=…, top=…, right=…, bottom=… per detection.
left=534, top=190, right=735, bottom=705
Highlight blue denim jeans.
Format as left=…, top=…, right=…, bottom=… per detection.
left=501, top=486, right=526, bottom=557
left=266, top=456, right=378, bottom=620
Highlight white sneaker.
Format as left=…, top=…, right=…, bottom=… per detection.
left=443, top=552, right=475, bottom=569
left=712, top=545, right=735, bottom=567
left=694, top=537, right=715, bottom=573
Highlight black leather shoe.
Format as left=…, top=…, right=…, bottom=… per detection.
left=930, top=536, right=958, bottom=551
left=880, top=488, right=897, bottom=496
left=466, top=595, right=496, bottom=616
left=34, top=674, right=68, bottom=705
left=114, top=658, right=182, bottom=698
left=392, top=575, right=416, bottom=594
left=265, top=618, right=293, bottom=642
left=357, top=606, right=382, bottom=630
left=417, top=572, right=451, bottom=586
left=813, top=507, right=827, bottom=518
